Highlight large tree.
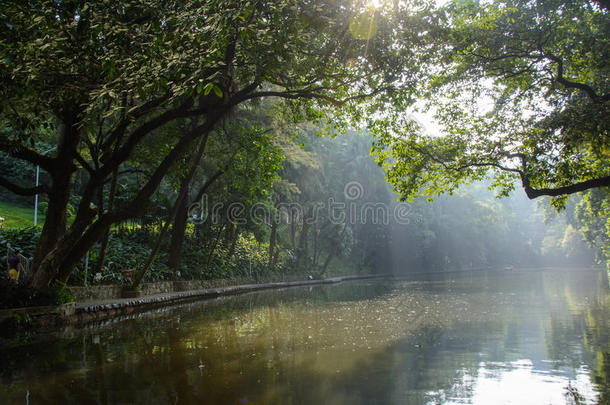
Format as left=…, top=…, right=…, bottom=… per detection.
left=373, top=0, right=609, bottom=208
left=0, top=0, right=432, bottom=289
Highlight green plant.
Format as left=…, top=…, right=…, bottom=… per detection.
left=51, top=280, right=75, bottom=304
left=11, top=312, right=32, bottom=325
left=0, top=279, right=67, bottom=309
left=0, top=226, right=40, bottom=258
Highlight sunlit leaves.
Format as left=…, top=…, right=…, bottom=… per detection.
left=372, top=0, right=610, bottom=205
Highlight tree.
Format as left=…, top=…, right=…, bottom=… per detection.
left=0, top=0, right=432, bottom=289
left=575, top=189, right=610, bottom=260
left=373, top=0, right=609, bottom=208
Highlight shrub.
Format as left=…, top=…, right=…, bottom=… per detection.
left=0, top=227, right=40, bottom=258
left=0, top=279, right=74, bottom=309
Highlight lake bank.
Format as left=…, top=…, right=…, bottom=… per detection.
left=0, top=274, right=392, bottom=331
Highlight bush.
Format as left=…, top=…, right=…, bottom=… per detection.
left=2, top=225, right=287, bottom=287
left=0, top=279, right=74, bottom=309
left=69, top=229, right=176, bottom=285
left=0, top=227, right=40, bottom=258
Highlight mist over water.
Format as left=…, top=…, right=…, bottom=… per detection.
left=385, top=183, right=598, bottom=274
left=1, top=268, right=607, bottom=404
left=254, top=131, right=601, bottom=277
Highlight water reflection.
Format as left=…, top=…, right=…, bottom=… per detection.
left=0, top=269, right=608, bottom=404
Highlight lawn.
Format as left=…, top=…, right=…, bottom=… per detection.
left=0, top=200, right=42, bottom=229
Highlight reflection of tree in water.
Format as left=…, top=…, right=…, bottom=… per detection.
left=583, top=296, right=610, bottom=404
left=1, top=273, right=608, bottom=404
left=0, top=281, right=473, bottom=404
left=545, top=272, right=610, bottom=404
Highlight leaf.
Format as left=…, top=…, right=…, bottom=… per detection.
left=203, top=82, right=214, bottom=96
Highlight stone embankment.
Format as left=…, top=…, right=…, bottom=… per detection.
left=0, top=274, right=391, bottom=330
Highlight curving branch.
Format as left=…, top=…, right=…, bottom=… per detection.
left=192, top=169, right=224, bottom=203
left=520, top=174, right=610, bottom=199
left=0, top=175, right=49, bottom=196
left=242, top=85, right=395, bottom=107
left=0, top=133, right=55, bottom=170
left=546, top=53, right=610, bottom=103
left=408, top=140, right=609, bottom=199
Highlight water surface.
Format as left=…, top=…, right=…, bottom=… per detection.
left=1, top=268, right=608, bottom=404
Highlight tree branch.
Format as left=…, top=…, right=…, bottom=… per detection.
left=0, top=133, right=55, bottom=170
left=520, top=174, right=610, bottom=199
left=241, top=85, right=394, bottom=107
left=0, top=175, right=48, bottom=196
left=192, top=169, right=224, bottom=203
left=546, top=53, right=610, bottom=103
left=99, top=92, right=171, bottom=153
left=54, top=111, right=228, bottom=281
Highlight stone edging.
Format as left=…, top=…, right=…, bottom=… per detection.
left=1, top=274, right=391, bottom=330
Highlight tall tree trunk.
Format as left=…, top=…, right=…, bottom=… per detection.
left=290, top=211, right=297, bottom=249
left=29, top=111, right=80, bottom=288
left=320, top=222, right=348, bottom=276
left=321, top=249, right=336, bottom=274
left=32, top=176, right=69, bottom=264
left=295, top=208, right=311, bottom=269
left=167, top=180, right=190, bottom=271
left=312, top=224, right=319, bottom=267
left=94, top=168, right=119, bottom=276
left=227, top=226, right=239, bottom=258
left=268, top=219, right=277, bottom=269
left=167, top=168, right=222, bottom=271
left=205, top=224, right=225, bottom=266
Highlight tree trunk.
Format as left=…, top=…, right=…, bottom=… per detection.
left=227, top=226, right=239, bottom=258
left=94, top=168, right=119, bottom=276
left=167, top=164, right=221, bottom=271
left=290, top=212, right=297, bottom=249
left=48, top=117, right=220, bottom=288
left=29, top=112, right=80, bottom=288
left=167, top=181, right=190, bottom=271
left=295, top=208, right=311, bottom=269
left=205, top=224, right=225, bottom=266
left=312, top=224, right=319, bottom=267
left=321, top=222, right=348, bottom=276
left=268, top=220, right=277, bottom=269
left=30, top=177, right=70, bottom=283
left=28, top=99, right=227, bottom=290
left=32, top=210, right=98, bottom=289
left=321, top=250, right=335, bottom=274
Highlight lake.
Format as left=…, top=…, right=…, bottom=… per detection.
left=1, top=268, right=608, bottom=404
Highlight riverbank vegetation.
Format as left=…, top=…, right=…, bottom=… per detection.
left=1, top=129, right=602, bottom=288
left=0, top=0, right=607, bottom=303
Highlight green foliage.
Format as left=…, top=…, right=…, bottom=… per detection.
left=51, top=280, right=75, bottom=304
left=0, top=279, right=72, bottom=309
left=10, top=312, right=32, bottom=325
left=69, top=229, right=174, bottom=285
left=212, top=234, right=272, bottom=279
left=0, top=226, right=40, bottom=257
left=575, top=189, right=610, bottom=260
left=0, top=0, right=601, bottom=290
left=1, top=0, right=440, bottom=288
left=373, top=0, right=609, bottom=205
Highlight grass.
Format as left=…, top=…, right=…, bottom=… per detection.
left=0, top=200, right=43, bottom=229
